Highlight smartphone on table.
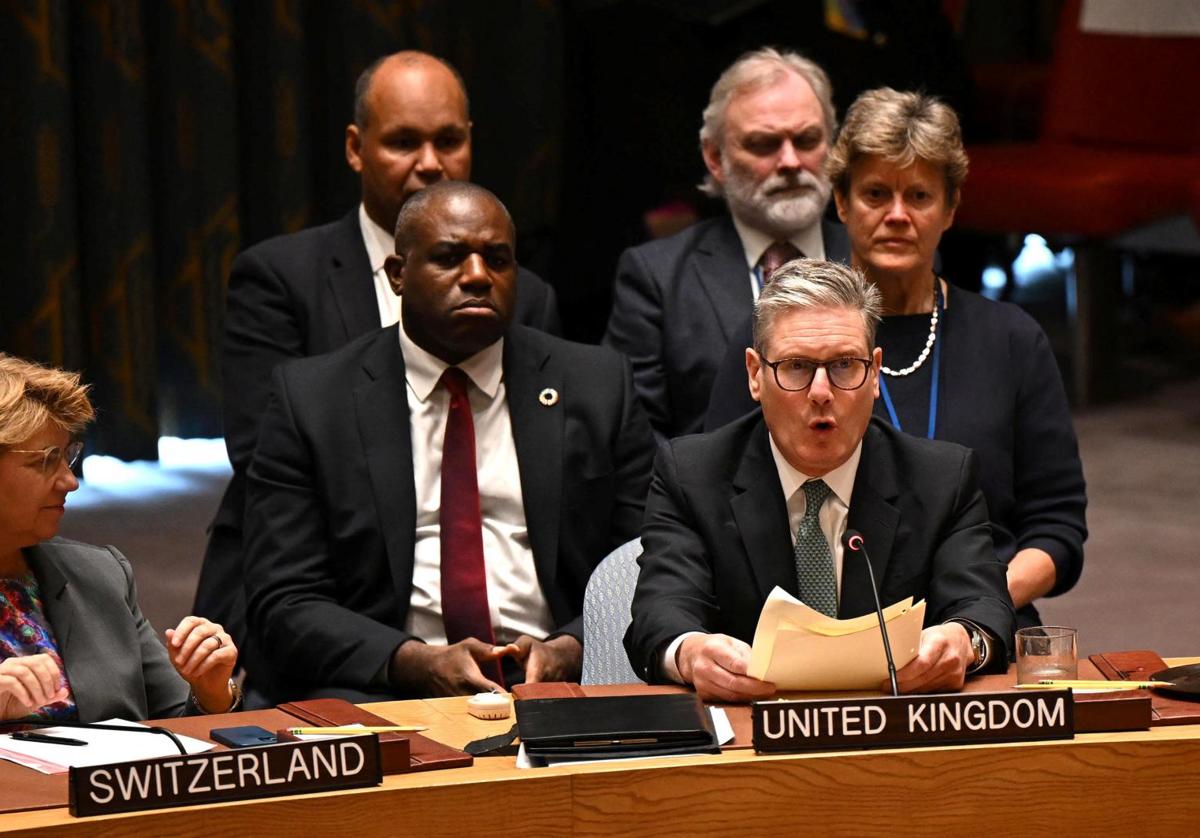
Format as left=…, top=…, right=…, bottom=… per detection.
left=210, top=725, right=278, bottom=748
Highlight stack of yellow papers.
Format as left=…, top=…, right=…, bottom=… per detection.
left=746, top=587, right=926, bottom=690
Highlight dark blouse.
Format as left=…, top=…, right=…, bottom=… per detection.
left=704, top=285, right=1088, bottom=627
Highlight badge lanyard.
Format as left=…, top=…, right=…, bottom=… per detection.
left=878, top=285, right=943, bottom=440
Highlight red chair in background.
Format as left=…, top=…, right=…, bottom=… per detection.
left=955, top=0, right=1200, bottom=402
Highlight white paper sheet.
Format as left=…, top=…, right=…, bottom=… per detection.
left=0, top=719, right=214, bottom=775
left=747, top=587, right=926, bottom=690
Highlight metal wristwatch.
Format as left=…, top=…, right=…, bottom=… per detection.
left=950, top=619, right=991, bottom=674
left=189, top=679, right=243, bottom=714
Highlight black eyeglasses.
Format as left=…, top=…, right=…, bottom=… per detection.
left=8, top=441, right=85, bottom=476
left=758, top=355, right=873, bottom=391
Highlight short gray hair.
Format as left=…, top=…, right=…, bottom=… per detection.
left=699, top=47, right=836, bottom=196
left=753, top=259, right=882, bottom=354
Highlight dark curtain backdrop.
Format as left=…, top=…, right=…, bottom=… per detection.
left=2, top=0, right=973, bottom=459
left=1, top=0, right=564, bottom=459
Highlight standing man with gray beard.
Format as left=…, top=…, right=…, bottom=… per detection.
left=604, top=48, right=849, bottom=440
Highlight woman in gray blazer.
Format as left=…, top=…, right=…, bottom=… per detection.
left=0, top=354, right=240, bottom=722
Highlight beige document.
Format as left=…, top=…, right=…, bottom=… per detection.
left=746, top=587, right=926, bottom=690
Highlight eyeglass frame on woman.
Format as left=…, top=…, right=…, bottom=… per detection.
left=756, top=354, right=874, bottom=392
left=7, top=440, right=85, bottom=475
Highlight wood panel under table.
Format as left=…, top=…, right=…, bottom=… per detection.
left=3, top=677, right=1200, bottom=837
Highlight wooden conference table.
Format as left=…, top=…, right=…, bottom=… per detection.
left=3, top=662, right=1200, bottom=837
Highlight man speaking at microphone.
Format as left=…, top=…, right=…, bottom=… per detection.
left=625, top=259, right=1014, bottom=702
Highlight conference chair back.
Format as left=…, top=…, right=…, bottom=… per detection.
left=581, top=538, right=644, bottom=685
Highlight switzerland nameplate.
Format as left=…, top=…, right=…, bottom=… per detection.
left=753, top=690, right=1073, bottom=753
left=69, top=734, right=384, bottom=817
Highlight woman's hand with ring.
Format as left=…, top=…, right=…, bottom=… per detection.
left=165, top=616, right=238, bottom=712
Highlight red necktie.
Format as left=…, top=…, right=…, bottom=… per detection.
left=759, top=241, right=803, bottom=287
left=438, top=368, right=504, bottom=686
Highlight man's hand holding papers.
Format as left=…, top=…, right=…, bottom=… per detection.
left=674, top=588, right=987, bottom=700
left=893, top=622, right=974, bottom=693
left=678, top=634, right=777, bottom=703
left=745, top=588, right=926, bottom=692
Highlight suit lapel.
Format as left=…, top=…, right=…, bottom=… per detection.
left=24, top=543, right=98, bottom=718
left=729, top=421, right=797, bottom=602
left=25, top=544, right=72, bottom=651
left=504, top=330, right=563, bottom=593
left=693, top=217, right=754, bottom=341
left=841, top=425, right=900, bottom=618
left=354, top=327, right=418, bottom=609
left=327, top=211, right=381, bottom=342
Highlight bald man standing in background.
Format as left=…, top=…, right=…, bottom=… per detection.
left=195, top=53, right=560, bottom=681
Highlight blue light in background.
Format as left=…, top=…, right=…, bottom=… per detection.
left=1013, top=235, right=1074, bottom=287
left=981, top=236, right=1075, bottom=302
left=157, top=437, right=231, bottom=470
left=71, top=438, right=231, bottom=509
left=981, top=264, right=1007, bottom=299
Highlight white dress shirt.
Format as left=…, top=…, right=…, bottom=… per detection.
left=661, top=438, right=862, bottom=683
left=359, top=204, right=403, bottom=327
left=398, top=326, right=555, bottom=646
left=767, top=436, right=862, bottom=593
left=730, top=215, right=826, bottom=300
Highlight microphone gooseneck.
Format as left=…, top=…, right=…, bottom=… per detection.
left=843, top=529, right=900, bottom=697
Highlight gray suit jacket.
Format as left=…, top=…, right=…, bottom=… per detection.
left=25, top=538, right=190, bottom=722
left=603, top=216, right=850, bottom=440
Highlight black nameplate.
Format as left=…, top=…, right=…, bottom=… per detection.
left=753, top=690, right=1073, bottom=753
left=69, top=734, right=382, bottom=817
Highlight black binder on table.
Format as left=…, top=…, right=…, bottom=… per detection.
left=514, top=693, right=720, bottom=762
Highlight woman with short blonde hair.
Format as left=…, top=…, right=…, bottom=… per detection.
left=825, top=87, right=968, bottom=203
left=0, top=353, right=241, bottom=722
left=826, top=89, right=1086, bottom=631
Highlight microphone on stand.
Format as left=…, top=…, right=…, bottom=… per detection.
left=843, top=529, right=899, bottom=697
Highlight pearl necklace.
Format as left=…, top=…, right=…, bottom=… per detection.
left=881, top=278, right=939, bottom=377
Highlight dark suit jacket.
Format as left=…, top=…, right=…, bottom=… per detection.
left=705, top=317, right=778, bottom=432
left=195, top=210, right=561, bottom=651
left=603, top=216, right=850, bottom=440
left=624, top=414, right=1015, bottom=684
left=26, top=539, right=191, bottom=722
left=243, top=324, right=655, bottom=701
left=703, top=287, right=1086, bottom=630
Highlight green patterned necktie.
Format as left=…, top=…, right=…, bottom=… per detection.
left=795, top=479, right=837, bottom=617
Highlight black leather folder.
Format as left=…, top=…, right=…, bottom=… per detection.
left=515, top=693, right=720, bottom=761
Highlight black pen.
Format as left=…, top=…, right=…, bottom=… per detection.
left=11, top=731, right=88, bottom=747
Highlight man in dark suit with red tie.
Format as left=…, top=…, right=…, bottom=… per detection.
left=243, top=182, right=655, bottom=701
left=195, top=51, right=559, bottom=662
